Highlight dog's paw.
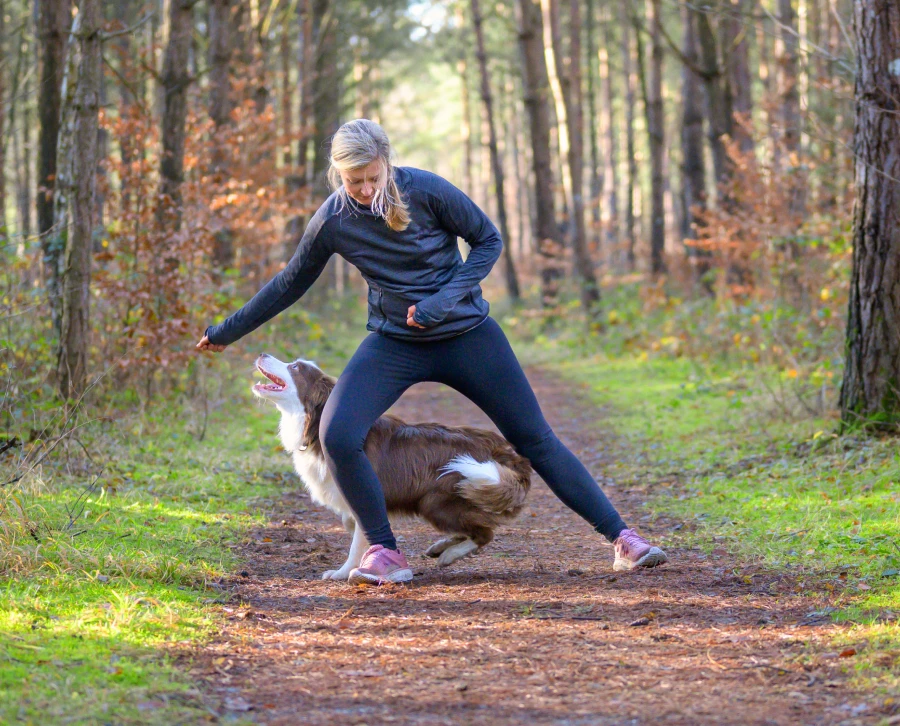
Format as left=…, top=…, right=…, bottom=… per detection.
left=437, top=539, right=479, bottom=567
left=425, top=535, right=467, bottom=558
left=321, top=569, right=350, bottom=581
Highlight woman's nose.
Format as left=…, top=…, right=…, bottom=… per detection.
left=361, top=182, right=373, bottom=196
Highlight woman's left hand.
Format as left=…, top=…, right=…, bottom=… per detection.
left=407, top=305, right=426, bottom=329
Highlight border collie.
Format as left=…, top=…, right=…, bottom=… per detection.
left=252, top=353, right=532, bottom=581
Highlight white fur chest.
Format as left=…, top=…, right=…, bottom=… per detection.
left=278, top=411, right=351, bottom=516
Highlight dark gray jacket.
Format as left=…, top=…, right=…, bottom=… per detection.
left=205, top=166, right=502, bottom=345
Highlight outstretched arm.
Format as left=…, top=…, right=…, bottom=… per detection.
left=202, top=205, right=334, bottom=347
left=411, top=175, right=502, bottom=328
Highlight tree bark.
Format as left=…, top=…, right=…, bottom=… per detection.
left=777, top=0, right=805, bottom=215
left=725, top=0, right=754, bottom=152
left=208, top=0, right=236, bottom=269
left=515, top=0, right=562, bottom=306
left=548, top=0, right=600, bottom=312
left=157, top=0, right=194, bottom=231
left=695, top=4, right=733, bottom=193
left=471, top=0, right=520, bottom=301
left=585, top=0, right=603, bottom=261
left=680, top=3, right=706, bottom=244
left=600, top=9, right=619, bottom=256
left=56, top=0, right=101, bottom=400
left=619, top=1, right=638, bottom=271
left=0, top=0, right=5, bottom=238
left=646, top=0, right=666, bottom=275
left=311, top=0, right=338, bottom=201
left=37, top=0, right=72, bottom=323
left=838, top=0, right=900, bottom=428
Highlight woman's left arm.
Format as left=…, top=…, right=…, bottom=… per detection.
left=411, top=174, right=503, bottom=327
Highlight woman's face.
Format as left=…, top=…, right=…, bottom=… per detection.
left=340, top=160, right=383, bottom=206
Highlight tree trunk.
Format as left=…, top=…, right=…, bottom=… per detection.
left=680, top=3, right=706, bottom=244
left=548, top=0, right=599, bottom=312
left=515, top=0, right=562, bottom=307
left=208, top=0, right=236, bottom=269
left=0, top=0, right=5, bottom=238
left=37, top=0, right=72, bottom=323
left=298, top=0, right=314, bottom=183
left=777, top=0, right=805, bottom=215
left=838, top=0, right=900, bottom=428
left=695, top=4, right=733, bottom=192
left=646, top=0, right=666, bottom=275
left=281, top=6, right=293, bottom=166
left=619, top=1, right=638, bottom=271
left=311, top=0, right=338, bottom=201
left=600, top=9, right=618, bottom=257
left=471, top=0, right=520, bottom=301
left=56, top=0, right=101, bottom=400
left=725, top=0, right=754, bottom=152
left=157, top=0, right=193, bottom=231
left=585, top=0, right=603, bottom=261
left=457, top=34, right=473, bottom=196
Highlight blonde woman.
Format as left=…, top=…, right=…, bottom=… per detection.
left=196, top=119, right=667, bottom=585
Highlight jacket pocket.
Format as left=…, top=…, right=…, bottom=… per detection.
left=366, top=286, right=386, bottom=332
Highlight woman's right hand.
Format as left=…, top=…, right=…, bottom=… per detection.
left=196, top=334, right=227, bottom=353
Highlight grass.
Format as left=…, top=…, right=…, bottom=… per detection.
left=508, top=328, right=900, bottom=688
left=0, top=304, right=366, bottom=724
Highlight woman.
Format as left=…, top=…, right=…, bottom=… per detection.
left=197, top=119, right=667, bottom=585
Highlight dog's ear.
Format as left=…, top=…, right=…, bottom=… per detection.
left=300, top=375, right=334, bottom=449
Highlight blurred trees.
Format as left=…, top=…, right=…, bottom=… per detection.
left=0, top=0, right=892, bottom=424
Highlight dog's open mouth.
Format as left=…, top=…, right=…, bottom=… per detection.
left=254, top=363, right=287, bottom=393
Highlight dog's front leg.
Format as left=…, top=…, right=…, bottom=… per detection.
left=321, top=518, right=368, bottom=581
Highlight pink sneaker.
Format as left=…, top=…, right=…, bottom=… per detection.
left=348, top=545, right=414, bottom=585
left=613, top=529, right=668, bottom=571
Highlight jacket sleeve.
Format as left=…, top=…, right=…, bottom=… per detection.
left=411, top=175, right=503, bottom=327
left=205, top=205, right=334, bottom=346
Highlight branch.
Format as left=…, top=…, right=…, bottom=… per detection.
left=100, top=12, right=154, bottom=42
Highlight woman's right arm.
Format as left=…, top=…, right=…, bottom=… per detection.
left=202, top=205, right=335, bottom=347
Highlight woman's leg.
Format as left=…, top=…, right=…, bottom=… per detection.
left=436, top=318, right=628, bottom=541
left=320, top=334, right=430, bottom=550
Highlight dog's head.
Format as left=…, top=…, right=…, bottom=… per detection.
left=253, top=354, right=335, bottom=453
left=252, top=354, right=332, bottom=417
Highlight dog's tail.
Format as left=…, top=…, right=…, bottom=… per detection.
left=438, top=454, right=529, bottom=516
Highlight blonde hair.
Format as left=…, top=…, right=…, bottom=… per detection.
left=326, top=119, right=411, bottom=232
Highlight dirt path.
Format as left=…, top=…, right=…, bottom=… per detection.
left=185, top=369, right=887, bottom=725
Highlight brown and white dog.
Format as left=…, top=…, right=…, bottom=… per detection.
left=252, top=353, right=532, bottom=581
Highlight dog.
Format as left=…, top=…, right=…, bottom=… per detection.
left=252, top=353, right=533, bottom=581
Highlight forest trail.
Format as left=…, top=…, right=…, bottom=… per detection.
left=185, top=369, right=884, bottom=725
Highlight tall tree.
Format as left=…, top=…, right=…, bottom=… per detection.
left=619, top=0, right=638, bottom=270
left=645, top=0, right=666, bottom=275
left=599, top=9, right=619, bottom=255
left=679, top=3, right=706, bottom=246
left=37, top=0, right=72, bottom=323
left=777, top=0, right=805, bottom=215
left=515, top=0, right=563, bottom=307
left=56, top=0, right=101, bottom=400
left=208, top=0, right=235, bottom=268
left=584, top=0, right=603, bottom=259
left=157, top=0, right=194, bottom=230
left=838, top=0, right=900, bottom=428
left=470, top=0, right=520, bottom=301
left=0, top=0, right=5, bottom=238
left=725, top=0, right=753, bottom=152
left=547, top=0, right=600, bottom=312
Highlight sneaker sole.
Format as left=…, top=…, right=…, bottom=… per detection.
left=614, top=547, right=668, bottom=571
left=347, top=568, right=414, bottom=586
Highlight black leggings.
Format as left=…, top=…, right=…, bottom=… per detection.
left=319, top=317, right=628, bottom=550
